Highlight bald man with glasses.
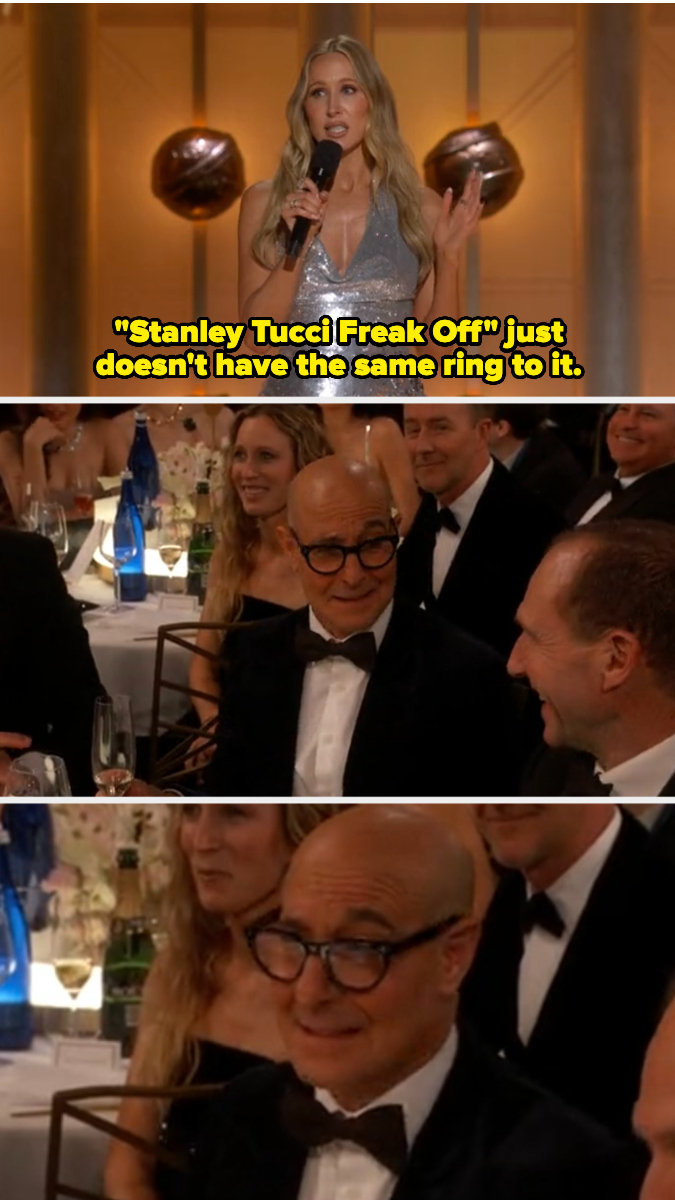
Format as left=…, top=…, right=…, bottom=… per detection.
left=200, top=456, right=519, bottom=798
left=190, top=807, right=644, bottom=1200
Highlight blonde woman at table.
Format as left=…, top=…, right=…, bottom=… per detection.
left=318, top=403, right=421, bottom=534
left=105, top=802, right=347, bottom=1200
left=187, top=404, right=330, bottom=766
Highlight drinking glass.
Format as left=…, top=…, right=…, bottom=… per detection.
left=156, top=508, right=188, bottom=587
left=35, top=502, right=69, bottom=565
left=0, top=896, right=17, bottom=989
left=92, top=695, right=136, bottom=797
left=49, top=894, right=96, bottom=1038
left=5, top=753, right=72, bottom=797
left=98, top=520, right=138, bottom=612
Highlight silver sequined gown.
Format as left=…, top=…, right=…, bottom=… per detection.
left=260, top=187, right=425, bottom=398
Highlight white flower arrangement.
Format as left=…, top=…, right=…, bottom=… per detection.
left=47, top=805, right=171, bottom=946
left=157, top=440, right=227, bottom=519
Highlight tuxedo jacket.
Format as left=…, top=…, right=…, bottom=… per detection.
left=650, top=804, right=675, bottom=870
left=567, top=460, right=675, bottom=526
left=189, top=1032, right=644, bottom=1200
left=461, top=812, right=675, bottom=1135
left=511, top=429, right=588, bottom=516
left=0, top=529, right=105, bottom=795
left=204, top=600, right=520, bottom=798
left=396, top=460, right=566, bottom=657
left=521, top=743, right=675, bottom=798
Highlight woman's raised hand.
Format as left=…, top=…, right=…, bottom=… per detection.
left=282, top=177, right=329, bottom=255
left=433, top=167, right=484, bottom=261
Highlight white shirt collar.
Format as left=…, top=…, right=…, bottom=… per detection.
left=436, top=458, right=494, bottom=530
left=531, top=808, right=622, bottom=936
left=614, top=471, right=645, bottom=489
left=316, top=1025, right=458, bottom=1149
left=309, top=599, right=393, bottom=654
left=597, top=732, right=675, bottom=798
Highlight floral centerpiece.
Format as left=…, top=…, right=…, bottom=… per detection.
left=157, top=435, right=227, bottom=522
left=47, top=804, right=171, bottom=951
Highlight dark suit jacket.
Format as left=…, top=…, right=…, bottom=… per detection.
left=651, top=804, right=675, bottom=868
left=522, top=743, right=675, bottom=798
left=0, top=529, right=105, bottom=794
left=396, top=460, right=565, bottom=657
left=461, top=812, right=675, bottom=1135
left=567, top=460, right=675, bottom=526
left=511, top=429, right=588, bottom=516
left=204, top=600, right=520, bottom=797
left=190, top=1032, right=644, bottom=1200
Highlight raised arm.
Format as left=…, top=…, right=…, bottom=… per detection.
left=0, top=431, right=24, bottom=517
left=370, top=418, right=421, bottom=536
left=238, top=179, right=328, bottom=352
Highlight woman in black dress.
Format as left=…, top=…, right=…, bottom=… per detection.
left=105, top=803, right=347, bottom=1200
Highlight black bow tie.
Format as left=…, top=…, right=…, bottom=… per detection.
left=281, top=1080, right=408, bottom=1176
left=295, top=627, right=377, bottom=674
left=521, top=892, right=566, bottom=939
left=598, top=472, right=624, bottom=499
left=434, top=507, right=461, bottom=535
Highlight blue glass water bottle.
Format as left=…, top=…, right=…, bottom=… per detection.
left=114, top=470, right=148, bottom=603
left=0, top=827, right=33, bottom=1050
left=127, top=409, right=160, bottom=530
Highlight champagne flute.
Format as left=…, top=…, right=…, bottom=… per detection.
left=50, top=894, right=95, bottom=1038
left=156, top=508, right=188, bottom=587
left=35, top=501, right=69, bottom=565
left=92, top=695, right=136, bottom=797
left=98, top=520, right=138, bottom=612
left=0, top=896, right=17, bottom=989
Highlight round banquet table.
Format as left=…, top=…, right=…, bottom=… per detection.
left=68, top=575, right=199, bottom=737
left=0, top=1040, right=127, bottom=1200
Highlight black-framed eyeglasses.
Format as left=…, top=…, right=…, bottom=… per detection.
left=290, top=531, right=399, bottom=576
left=245, top=914, right=463, bottom=993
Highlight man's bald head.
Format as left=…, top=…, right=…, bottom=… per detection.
left=270, top=805, right=480, bottom=1111
left=635, top=996, right=675, bottom=1200
left=285, top=804, right=475, bottom=925
left=279, top=458, right=399, bottom=641
left=287, top=457, right=393, bottom=535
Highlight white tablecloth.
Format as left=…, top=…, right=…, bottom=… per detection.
left=69, top=576, right=200, bottom=737
left=0, top=1040, right=127, bottom=1200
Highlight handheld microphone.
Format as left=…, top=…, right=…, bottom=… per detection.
left=287, top=139, right=343, bottom=260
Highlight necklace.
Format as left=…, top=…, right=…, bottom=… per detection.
left=145, top=404, right=185, bottom=427
left=63, top=423, right=84, bottom=453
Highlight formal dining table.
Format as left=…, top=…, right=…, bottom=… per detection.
left=68, top=574, right=200, bottom=738
left=0, top=1039, right=127, bottom=1200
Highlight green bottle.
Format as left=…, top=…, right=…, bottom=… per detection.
left=101, top=848, right=154, bottom=1057
left=188, top=481, right=216, bottom=605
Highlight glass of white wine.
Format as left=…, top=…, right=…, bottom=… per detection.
left=50, top=894, right=95, bottom=1038
left=156, top=507, right=188, bottom=588
left=92, top=694, right=136, bottom=796
left=35, top=501, right=69, bottom=566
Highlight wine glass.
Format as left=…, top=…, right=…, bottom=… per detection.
left=2, top=762, right=41, bottom=797
left=6, top=753, right=72, bottom=797
left=98, top=520, right=138, bottom=612
left=49, top=894, right=95, bottom=1038
left=92, top=695, right=136, bottom=797
left=35, top=502, right=69, bottom=565
left=156, top=507, right=189, bottom=589
left=0, top=896, right=17, bottom=989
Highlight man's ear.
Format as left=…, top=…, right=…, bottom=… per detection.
left=600, top=629, right=642, bottom=693
left=440, top=918, right=482, bottom=995
left=277, top=523, right=298, bottom=563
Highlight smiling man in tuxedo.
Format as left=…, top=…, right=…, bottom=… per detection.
left=462, top=803, right=675, bottom=1136
left=199, top=456, right=519, bottom=797
left=398, top=403, right=564, bottom=657
left=191, top=806, right=643, bottom=1200
left=568, top=403, right=675, bottom=527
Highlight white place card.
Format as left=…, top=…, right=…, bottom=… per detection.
left=63, top=519, right=106, bottom=586
left=158, top=593, right=200, bottom=613
left=52, top=1037, right=122, bottom=1071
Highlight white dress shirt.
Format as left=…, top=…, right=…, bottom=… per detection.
left=576, top=472, right=644, bottom=525
left=292, top=602, right=393, bottom=798
left=297, top=1028, right=458, bottom=1200
left=518, top=807, right=623, bottom=1045
left=596, top=732, right=675, bottom=798
left=432, top=459, right=494, bottom=597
